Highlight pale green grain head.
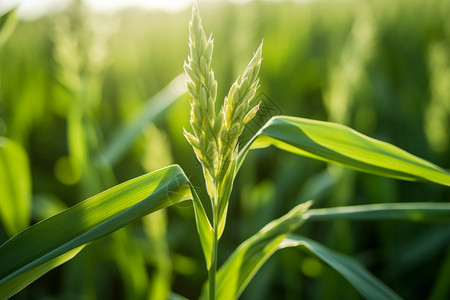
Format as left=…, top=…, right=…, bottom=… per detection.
left=184, top=3, right=263, bottom=223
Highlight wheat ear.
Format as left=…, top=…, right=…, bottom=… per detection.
left=184, top=3, right=263, bottom=197
left=217, top=43, right=263, bottom=177
left=184, top=3, right=219, bottom=194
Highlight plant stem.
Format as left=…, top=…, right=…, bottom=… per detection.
left=209, top=197, right=219, bottom=300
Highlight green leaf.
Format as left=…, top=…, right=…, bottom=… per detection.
left=306, top=203, right=450, bottom=222
left=199, top=200, right=402, bottom=300
left=192, top=185, right=214, bottom=269
left=0, top=246, right=84, bottom=299
left=280, top=235, right=401, bottom=300
left=0, top=137, right=31, bottom=236
left=216, top=150, right=237, bottom=239
left=200, top=201, right=312, bottom=300
left=0, top=165, right=212, bottom=299
left=0, top=7, right=18, bottom=49
left=239, top=116, right=450, bottom=186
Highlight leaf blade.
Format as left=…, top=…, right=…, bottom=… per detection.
left=200, top=201, right=312, bottom=300
left=0, top=246, right=84, bottom=299
left=280, top=235, right=401, bottom=300
left=0, top=164, right=212, bottom=297
left=191, top=186, right=214, bottom=269
left=239, top=116, right=450, bottom=186
left=306, top=203, right=450, bottom=222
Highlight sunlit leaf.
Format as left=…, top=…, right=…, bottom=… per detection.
left=239, top=116, right=450, bottom=186
left=192, top=185, right=214, bottom=269
left=200, top=201, right=312, bottom=300
left=200, top=199, right=401, bottom=300
left=0, top=165, right=212, bottom=299
left=216, top=151, right=237, bottom=239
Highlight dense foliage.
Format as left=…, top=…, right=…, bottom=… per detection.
left=0, top=0, right=449, bottom=299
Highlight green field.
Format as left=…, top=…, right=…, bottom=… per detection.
left=1, top=0, right=449, bottom=299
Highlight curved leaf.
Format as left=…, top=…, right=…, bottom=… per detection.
left=239, top=116, right=450, bottom=186
left=280, top=235, right=401, bottom=300
left=200, top=201, right=312, bottom=300
left=201, top=200, right=400, bottom=300
left=0, top=165, right=212, bottom=299
left=306, top=203, right=450, bottom=222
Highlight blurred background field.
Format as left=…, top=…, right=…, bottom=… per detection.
left=0, top=0, right=449, bottom=299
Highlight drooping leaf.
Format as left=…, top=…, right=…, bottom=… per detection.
left=239, top=116, right=450, bottom=186
left=0, top=137, right=31, bottom=236
left=306, top=202, right=450, bottom=222
left=200, top=199, right=400, bottom=300
left=0, top=165, right=212, bottom=299
left=280, top=235, right=401, bottom=300
left=200, top=201, right=312, bottom=300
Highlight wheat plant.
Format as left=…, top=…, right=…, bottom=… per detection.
left=183, top=4, right=263, bottom=297
left=1, top=3, right=449, bottom=300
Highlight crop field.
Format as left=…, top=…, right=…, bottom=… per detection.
left=0, top=0, right=449, bottom=299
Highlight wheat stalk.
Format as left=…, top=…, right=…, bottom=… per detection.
left=184, top=5, right=263, bottom=297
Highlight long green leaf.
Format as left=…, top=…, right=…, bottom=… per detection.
left=306, top=203, right=450, bottom=222
left=1, top=246, right=84, bottom=299
left=280, top=235, right=401, bottom=300
left=239, top=116, right=450, bottom=186
left=200, top=201, right=312, bottom=300
left=192, top=184, right=214, bottom=269
left=0, top=165, right=212, bottom=299
left=0, top=137, right=31, bottom=236
left=200, top=200, right=400, bottom=300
